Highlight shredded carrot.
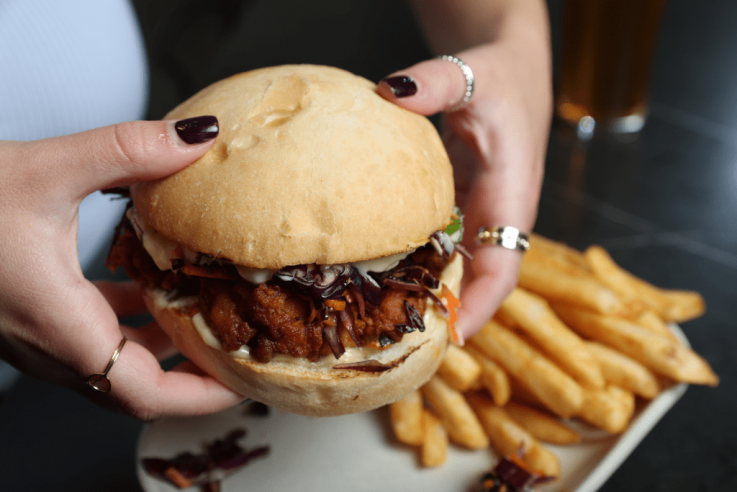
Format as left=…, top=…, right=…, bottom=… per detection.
left=306, top=297, right=319, bottom=323
left=342, top=290, right=355, bottom=303
left=164, top=466, right=192, bottom=489
left=181, top=263, right=237, bottom=280
left=441, top=284, right=462, bottom=345
left=508, top=452, right=532, bottom=473
left=325, top=299, right=346, bottom=311
left=510, top=452, right=549, bottom=480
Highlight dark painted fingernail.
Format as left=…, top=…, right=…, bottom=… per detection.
left=382, top=75, right=417, bottom=98
left=174, top=115, right=219, bottom=144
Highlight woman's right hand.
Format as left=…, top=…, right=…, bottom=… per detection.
left=0, top=117, right=246, bottom=420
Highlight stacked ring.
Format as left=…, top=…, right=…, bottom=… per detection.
left=476, top=226, right=530, bottom=252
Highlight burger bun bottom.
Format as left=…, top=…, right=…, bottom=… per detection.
left=142, top=254, right=463, bottom=417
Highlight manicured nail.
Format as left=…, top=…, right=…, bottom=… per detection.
left=174, top=116, right=219, bottom=144
left=382, top=75, right=417, bottom=98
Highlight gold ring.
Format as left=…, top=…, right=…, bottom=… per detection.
left=86, top=337, right=127, bottom=393
left=476, top=226, right=530, bottom=252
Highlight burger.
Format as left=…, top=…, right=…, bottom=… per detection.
left=107, top=65, right=467, bottom=417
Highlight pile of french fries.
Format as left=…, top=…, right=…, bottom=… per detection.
left=389, top=234, right=718, bottom=479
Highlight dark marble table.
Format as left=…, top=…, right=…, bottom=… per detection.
left=1, top=1, right=734, bottom=490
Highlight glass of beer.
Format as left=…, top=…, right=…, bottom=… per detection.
left=556, top=0, right=668, bottom=138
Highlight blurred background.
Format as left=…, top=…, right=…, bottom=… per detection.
left=1, top=0, right=735, bottom=490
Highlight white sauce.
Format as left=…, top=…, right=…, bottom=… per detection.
left=128, top=207, right=178, bottom=271
left=235, top=265, right=276, bottom=284
left=192, top=312, right=225, bottom=349
left=351, top=251, right=410, bottom=276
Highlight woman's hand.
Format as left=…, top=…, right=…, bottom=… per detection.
left=378, top=0, right=552, bottom=340
left=0, top=117, right=245, bottom=420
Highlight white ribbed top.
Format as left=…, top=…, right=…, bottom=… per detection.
left=0, top=0, right=149, bottom=272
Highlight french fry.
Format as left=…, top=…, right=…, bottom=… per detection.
left=503, top=401, right=582, bottom=445
left=467, top=378, right=484, bottom=392
left=634, top=309, right=679, bottom=342
left=661, top=289, right=707, bottom=323
left=525, top=244, right=590, bottom=279
left=436, top=344, right=482, bottom=393
left=615, top=298, right=649, bottom=320
left=553, top=303, right=718, bottom=386
left=583, top=245, right=640, bottom=299
left=469, top=320, right=584, bottom=418
left=508, top=376, right=545, bottom=409
left=519, top=248, right=623, bottom=315
left=467, top=392, right=561, bottom=479
left=575, top=385, right=635, bottom=434
left=584, top=245, right=706, bottom=322
left=421, top=376, right=489, bottom=449
left=586, top=341, right=661, bottom=399
left=382, top=234, right=717, bottom=477
left=500, top=287, right=605, bottom=390
left=463, top=345, right=511, bottom=406
left=389, top=390, right=424, bottom=446
left=529, top=233, right=590, bottom=272
left=493, top=309, right=519, bottom=330
left=420, top=409, right=448, bottom=468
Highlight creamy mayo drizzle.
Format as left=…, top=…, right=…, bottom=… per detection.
left=129, top=207, right=414, bottom=283
left=128, top=207, right=178, bottom=271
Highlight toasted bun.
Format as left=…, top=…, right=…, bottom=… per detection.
left=131, top=65, right=454, bottom=268
left=143, top=254, right=463, bottom=417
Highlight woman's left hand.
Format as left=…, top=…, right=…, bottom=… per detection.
left=378, top=5, right=552, bottom=340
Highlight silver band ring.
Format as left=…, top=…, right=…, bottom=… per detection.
left=436, top=55, right=475, bottom=111
left=476, top=226, right=530, bottom=252
left=86, top=337, right=127, bottom=393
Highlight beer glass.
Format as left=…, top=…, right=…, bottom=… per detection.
left=556, top=0, right=668, bottom=138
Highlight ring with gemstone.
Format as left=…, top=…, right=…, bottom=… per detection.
left=475, top=226, right=531, bottom=252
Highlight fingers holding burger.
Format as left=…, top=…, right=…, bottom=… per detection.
left=107, top=65, right=466, bottom=417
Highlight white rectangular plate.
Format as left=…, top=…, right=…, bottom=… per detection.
left=137, top=326, right=688, bottom=492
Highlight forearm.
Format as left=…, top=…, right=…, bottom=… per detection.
left=409, top=0, right=550, bottom=55
left=409, top=0, right=553, bottom=131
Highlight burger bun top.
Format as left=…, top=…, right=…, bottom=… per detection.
left=131, top=65, right=454, bottom=268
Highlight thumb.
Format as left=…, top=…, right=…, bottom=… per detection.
left=377, top=58, right=470, bottom=116
left=26, top=116, right=219, bottom=202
